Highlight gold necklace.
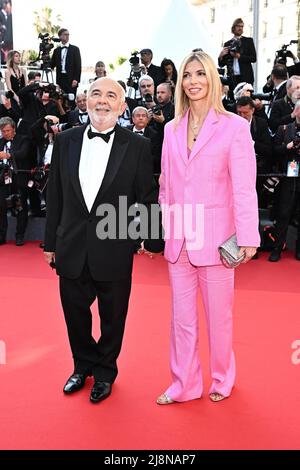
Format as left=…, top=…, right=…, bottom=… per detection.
left=189, top=119, right=202, bottom=142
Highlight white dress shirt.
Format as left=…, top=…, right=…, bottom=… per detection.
left=79, top=125, right=115, bottom=212
left=61, top=43, right=69, bottom=73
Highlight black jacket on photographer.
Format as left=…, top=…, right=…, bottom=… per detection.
left=17, top=83, right=63, bottom=137
left=218, top=36, right=256, bottom=85
left=0, top=133, right=33, bottom=243
left=251, top=116, right=273, bottom=172
left=274, top=121, right=300, bottom=175
left=0, top=98, right=22, bottom=126
left=270, top=121, right=300, bottom=252
left=31, top=116, right=56, bottom=167
left=269, top=95, right=295, bottom=134
left=149, top=101, right=175, bottom=173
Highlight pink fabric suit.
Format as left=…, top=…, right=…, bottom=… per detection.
left=159, top=108, right=260, bottom=401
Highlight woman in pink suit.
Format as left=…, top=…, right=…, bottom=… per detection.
left=157, top=51, right=260, bottom=404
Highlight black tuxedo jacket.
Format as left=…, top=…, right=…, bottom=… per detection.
left=269, top=96, right=295, bottom=133
left=67, top=109, right=90, bottom=127
left=0, top=134, right=32, bottom=187
left=219, top=36, right=257, bottom=84
left=147, top=64, right=163, bottom=89
left=44, top=124, right=163, bottom=281
left=51, top=44, right=82, bottom=86
left=250, top=116, right=272, bottom=168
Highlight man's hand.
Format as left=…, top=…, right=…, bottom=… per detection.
left=230, top=52, right=241, bottom=59
left=238, top=246, right=257, bottom=263
left=1, top=95, right=12, bottom=110
left=152, top=113, right=165, bottom=124
left=287, top=142, right=294, bottom=150
left=219, top=47, right=229, bottom=58
left=44, top=251, right=55, bottom=265
left=72, top=80, right=78, bottom=88
left=0, top=151, right=11, bottom=160
left=137, top=241, right=159, bottom=259
left=45, top=115, right=59, bottom=124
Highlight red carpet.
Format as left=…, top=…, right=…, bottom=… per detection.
left=0, top=242, right=300, bottom=450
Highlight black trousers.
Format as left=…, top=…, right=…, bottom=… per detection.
left=0, top=185, right=29, bottom=241
left=273, top=177, right=300, bottom=248
left=59, top=262, right=132, bottom=383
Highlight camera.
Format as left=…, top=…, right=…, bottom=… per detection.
left=251, top=93, right=272, bottom=101
left=152, top=104, right=162, bottom=115
left=39, top=83, right=75, bottom=102
left=143, top=93, right=153, bottom=103
left=5, top=90, right=14, bottom=100
left=227, top=37, right=241, bottom=54
left=32, top=33, right=60, bottom=70
left=275, top=40, right=298, bottom=64
left=0, top=161, right=12, bottom=185
left=293, top=130, right=300, bottom=152
left=6, top=193, right=23, bottom=215
left=127, top=51, right=144, bottom=97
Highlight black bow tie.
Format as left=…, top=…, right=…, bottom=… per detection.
left=61, top=46, right=68, bottom=50
left=134, top=130, right=144, bottom=135
left=87, top=127, right=115, bottom=143
left=79, top=112, right=88, bottom=116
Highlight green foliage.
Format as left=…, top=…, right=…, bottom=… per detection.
left=33, top=6, right=62, bottom=36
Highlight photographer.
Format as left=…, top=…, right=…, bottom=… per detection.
left=0, top=117, right=32, bottom=246
left=269, top=101, right=300, bottom=262
left=17, top=81, right=65, bottom=137
left=269, top=75, right=300, bottom=134
left=218, top=18, right=256, bottom=88
left=50, top=28, right=81, bottom=98
left=0, top=92, right=22, bottom=125
left=140, top=48, right=163, bottom=89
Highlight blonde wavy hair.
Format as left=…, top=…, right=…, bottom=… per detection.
left=174, top=51, right=228, bottom=125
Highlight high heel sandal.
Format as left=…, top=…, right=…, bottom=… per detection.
left=156, top=393, right=175, bottom=405
left=209, top=392, right=226, bottom=402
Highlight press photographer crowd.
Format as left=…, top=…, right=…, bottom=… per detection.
left=0, top=18, right=300, bottom=262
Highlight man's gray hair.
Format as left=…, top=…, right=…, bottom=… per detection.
left=287, top=75, right=300, bottom=89
left=132, top=106, right=149, bottom=117
left=0, top=117, right=16, bottom=129
left=138, top=75, right=154, bottom=88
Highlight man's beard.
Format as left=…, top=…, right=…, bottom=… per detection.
left=88, top=107, right=119, bottom=127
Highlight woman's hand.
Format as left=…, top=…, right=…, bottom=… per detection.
left=238, top=246, right=257, bottom=263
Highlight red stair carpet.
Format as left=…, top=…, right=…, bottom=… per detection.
left=0, top=242, right=300, bottom=450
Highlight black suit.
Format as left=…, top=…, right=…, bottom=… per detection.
left=44, top=124, right=162, bottom=381
left=269, top=96, right=295, bottom=134
left=219, top=36, right=257, bottom=85
left=0, top=134, right=32, bottom=241
left=51, top=44, right=81, bottom=94
left=146, top=64, right=163, bottom=89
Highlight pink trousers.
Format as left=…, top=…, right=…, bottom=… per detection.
left=165, top=244, right=235, bottom=402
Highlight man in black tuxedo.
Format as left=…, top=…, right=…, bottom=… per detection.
left=140, top=48, right=163, bottom=89
left=51, top=28, right=81, bottom=97
left=0, top=117, right=32, bottom=246
left=269, top=76, right=300, bottom=133
left=218, top=18, right=257, bottom=88
left=44, top=78, right=163, bottom=403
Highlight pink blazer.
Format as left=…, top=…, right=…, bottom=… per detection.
left=159, top=108, right=260, bottom=265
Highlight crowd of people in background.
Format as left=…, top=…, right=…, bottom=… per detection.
left=0, top=17, right=300, bottom=262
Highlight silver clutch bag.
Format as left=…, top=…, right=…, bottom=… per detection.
left=218, top=234, right=245, bottom=268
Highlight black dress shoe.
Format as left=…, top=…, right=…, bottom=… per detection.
left=0, top=239, right=6, bottom=246
left=295, top=240, right=300, bottom=261
left=63, top=373, right=88, bottom=394
left=90, top=381, right=112, bottom=403
left=268, top=248, right=281, bottom=262
left=16, top=236, right=24, bottom=246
